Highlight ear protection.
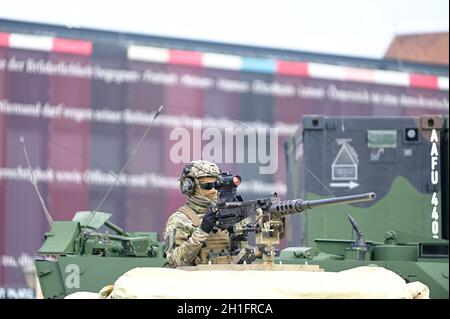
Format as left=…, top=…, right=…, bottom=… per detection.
left=180, top=164, right=196, bottom=195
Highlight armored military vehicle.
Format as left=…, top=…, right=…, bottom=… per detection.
left=34, top=199, right=448, bottom=299
left=33, top=115, right=448, bottom=299
left=34, top=188, right=376, bottom=298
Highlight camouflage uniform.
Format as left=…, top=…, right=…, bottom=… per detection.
left=163, top=210, right=210, bottom=267
left=163, top=160, right=224, bottom=268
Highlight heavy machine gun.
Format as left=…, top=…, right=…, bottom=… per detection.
left=209, top=171, right=376, bottom=264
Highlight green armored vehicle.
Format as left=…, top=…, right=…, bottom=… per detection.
left=34, top=191, right=448, bottom=298
left=34, top=207, right=449, bottom=299
left=35, top=191, right=377, bottom=298
left=34, top=115, right=448, bottom=299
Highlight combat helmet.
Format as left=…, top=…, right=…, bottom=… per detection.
left=179, top=160, right=220, bottom=195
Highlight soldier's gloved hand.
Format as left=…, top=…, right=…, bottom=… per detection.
left=200, top=206, right=218, bottom=233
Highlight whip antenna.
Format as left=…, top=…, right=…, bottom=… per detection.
left=94, top=105, right=164, bottom=212
left=19, top=136, right=54, bottom=226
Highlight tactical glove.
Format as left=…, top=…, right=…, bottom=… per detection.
left=200, top=206, right=218, bottom=233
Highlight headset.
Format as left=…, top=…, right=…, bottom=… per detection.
left=179, top=164, right=196, bottom=195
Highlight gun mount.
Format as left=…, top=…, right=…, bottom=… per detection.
left=347, top=214, right=369, bottom=260
left=34, top=211, right=166, bottom=298
left=38, top=211, right=163, bottom=258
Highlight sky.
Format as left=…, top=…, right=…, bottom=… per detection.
left=0, top=0, right=448, bottom=58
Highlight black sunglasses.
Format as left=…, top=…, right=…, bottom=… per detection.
left=199, top=182, right=216, bottom=190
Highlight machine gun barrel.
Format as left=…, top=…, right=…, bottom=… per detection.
left=268, top=192, right=376, bottom=216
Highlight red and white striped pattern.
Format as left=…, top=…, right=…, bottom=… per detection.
left=0, top=32, right=92, bottom=56
left=128, top=45, right=449, bottom=91
left=0, top=32, right=447, bottom=91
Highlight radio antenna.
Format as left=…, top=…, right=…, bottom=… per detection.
left=94, top=105, right=164, bottom=212
left=19, top=136, right=54, bottom=226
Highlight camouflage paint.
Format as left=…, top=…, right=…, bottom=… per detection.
left=305, top=176, right=440, bottom=244
left=286, top=115, right=448, bottom=246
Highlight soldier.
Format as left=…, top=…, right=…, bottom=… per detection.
left=163, top=160, right=233, bottom=267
